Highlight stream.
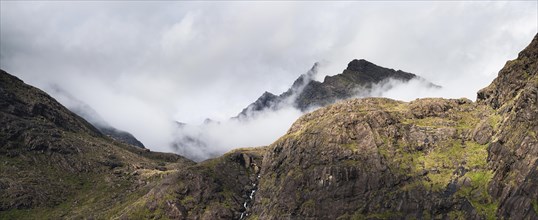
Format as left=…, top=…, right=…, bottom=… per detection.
left=239, top=174, right=260, bottom=220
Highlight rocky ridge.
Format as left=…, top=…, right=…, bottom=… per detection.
left=175, top=60, right=438, bottom=161
left=237, top=59, right=439, bottom=119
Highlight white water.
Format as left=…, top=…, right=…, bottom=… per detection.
left=239, top=175, right=261, bottom=219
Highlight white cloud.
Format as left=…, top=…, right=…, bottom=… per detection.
left=174, top=106, right=303, bottom=161
left=0, top=1, right=536, bottom=157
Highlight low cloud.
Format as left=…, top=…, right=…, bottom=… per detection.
left=172, top=106, right=303, bottom=161
left=0, top=2, right=536, bottom=159
left=172, top=66, right=317, bottom=161
left=171, top=63, right=443, bottom=161
left=358, top=78, right=442, bottom=101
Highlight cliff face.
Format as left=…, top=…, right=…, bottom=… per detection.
left=478, top=33, right=538, bottom=219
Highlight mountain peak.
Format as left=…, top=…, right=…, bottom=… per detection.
left=340, top=58, right=417, bottom=84
left=346, top=59, right=375, bottom=71
left=235, top=91, right=278, bottom=119
left=260, top=91, right=275, bottom=97
left=236, top=59, right=437, bottom=117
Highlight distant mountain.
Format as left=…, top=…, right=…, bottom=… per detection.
left=236, top=59, right=439, bottom=119
left=174, top=59, right=439, bottom=161
left=50, top=86, right=146, bottom=148
left=98, top=126, right=145, bottom=148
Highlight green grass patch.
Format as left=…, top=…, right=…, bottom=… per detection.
left=464, top=142, right=489, bottom=169
left=457, top=170, right=497, bottom=219
left=342, top=143, right=358, bottom=152
left=488, top=114, right=502, bottom=131
left=402, top=117, right=453, bottom=128
left=447, top=210, right=466, bottom=220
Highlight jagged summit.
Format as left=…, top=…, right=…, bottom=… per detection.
left=253, top=92, right=278, bottom=110
left=259, top=91, right=277, bottom=100
left=235, top=92, right=279, bottom=119
left=346, top=58, right=375, bottom=71
left=236, top=59, right=437, bottom=118
left=341, top=59, right=416, bottom=83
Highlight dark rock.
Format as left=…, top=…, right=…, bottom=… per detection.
left=99, top=126, right=145, bottom=148
left=236, top=60, right=440, bottom=119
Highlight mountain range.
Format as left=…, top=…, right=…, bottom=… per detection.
left=236, top=59, right=439, bottom=119
left=0, top=33, right=537, bottom=219
left=172, top=59, right=440, bottom=161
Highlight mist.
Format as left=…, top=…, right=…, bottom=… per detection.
left=173, top=106, right=303, bottom=161
left=1, top=1, right=536, bottom=159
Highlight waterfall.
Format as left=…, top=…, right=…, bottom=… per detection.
left=239, top=174, right=261, bottom=219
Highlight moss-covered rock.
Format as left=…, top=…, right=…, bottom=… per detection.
left=249, top=97, right=497, bottom=219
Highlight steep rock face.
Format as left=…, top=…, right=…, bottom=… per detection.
left=237, top=92, right=279, bottom=118
left=292, top=59, right=433, bottom=110
left=478, top=33, right=538, bottom=219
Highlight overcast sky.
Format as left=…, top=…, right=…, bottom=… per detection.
left=1, top=1, right=536, bottom=154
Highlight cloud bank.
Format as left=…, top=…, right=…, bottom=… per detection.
left=173, top=106, right=303, bottom=161
left=1, top=2, right=536, bottom=157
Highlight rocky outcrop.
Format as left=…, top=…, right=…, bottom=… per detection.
left=236, top=92, right=279, bottom=118
left=478, top=33, right=538, bottom=219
